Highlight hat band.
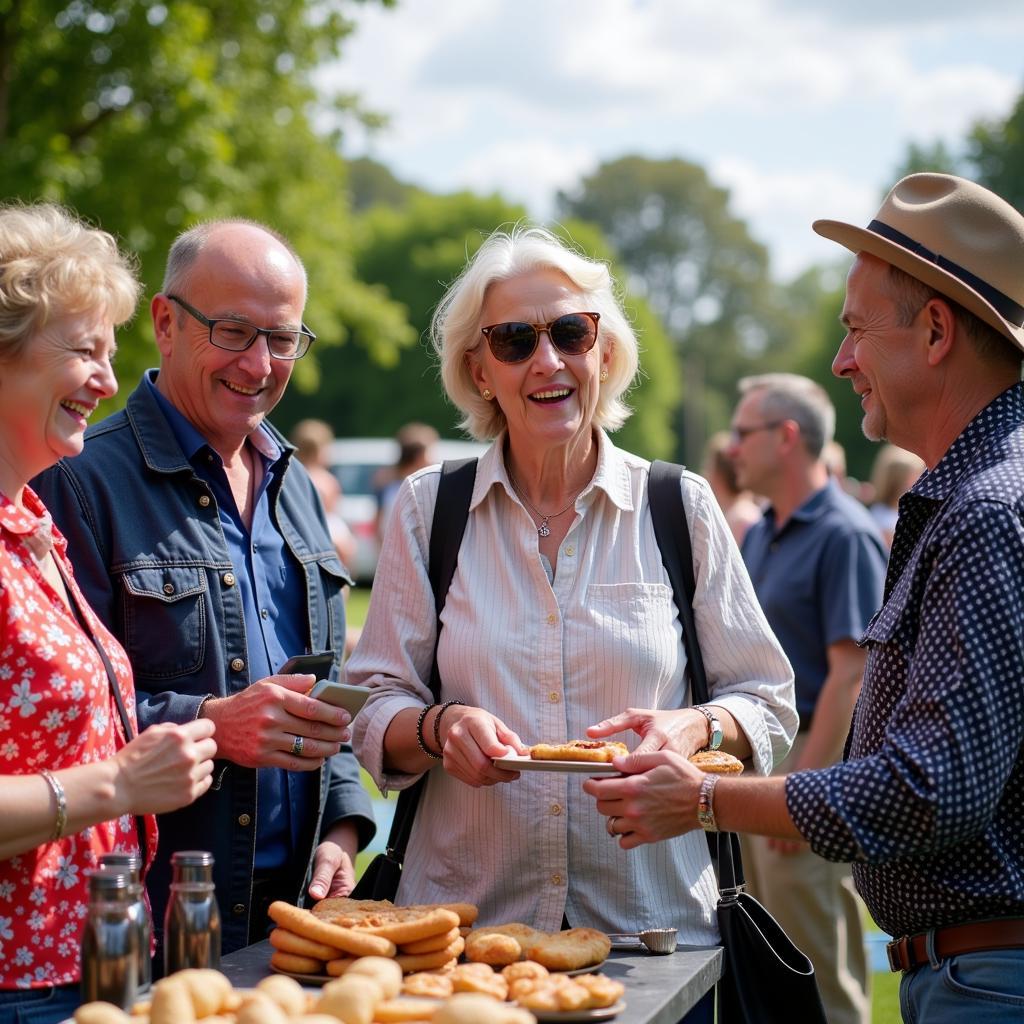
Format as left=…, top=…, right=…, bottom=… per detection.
left=868, top=219, right=1024, bottom=327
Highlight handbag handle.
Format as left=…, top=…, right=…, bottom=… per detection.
left=648, top=460, right=745, bottom=893
left=375, top=458, right=478, bottom=867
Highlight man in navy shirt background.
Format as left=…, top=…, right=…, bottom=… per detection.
left=35, top=219, right=375, bottom=956
left=727, top=373, right=885, bottom=1024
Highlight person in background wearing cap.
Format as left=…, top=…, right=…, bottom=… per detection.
left=585, top=173, right=1024, bottom=1022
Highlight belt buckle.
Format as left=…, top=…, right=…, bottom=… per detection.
left=886, top=936, right=908, bottom=972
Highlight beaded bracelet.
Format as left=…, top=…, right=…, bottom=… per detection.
left=40, top=768, right=68, bottom=841
left=433, top=699, right=466, bottom=755
left=416, top=703, right=443, bottom=760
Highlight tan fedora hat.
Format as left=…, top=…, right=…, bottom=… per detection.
left=813, top=173, right=1024, bottom=352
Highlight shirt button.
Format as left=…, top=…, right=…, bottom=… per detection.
left=260, top=609, right=268, bottom=619
left=548, top=692, right=560, bottom=704
left=222, top=572, right=235, bottom=587
left=162, top=583, right=175, bottom=595
left=230, top=658, right=246, bottom=672
left=232, top=903, right=246, bottom=916
left=564, top=545, right=574, bottom=556
left=547, top=613, right=557, bottom=625
left=550, top=803, right=562, bottom=816
left=550, top=874, right=562, bottom=885
left=198, top=495, right=211, bottom=508
left=237, top=814, right=251, bottom=827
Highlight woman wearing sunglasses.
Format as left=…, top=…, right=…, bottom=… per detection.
left=350, top=227, right=794, bottom=1019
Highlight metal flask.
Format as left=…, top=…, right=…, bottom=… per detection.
left=164, top=851, right=221, bottom=974
left=99, top=851, right=152, bottom=992
left=80, top=868, right=140, bottom=1009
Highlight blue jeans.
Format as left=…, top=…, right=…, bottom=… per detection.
left=0, top=984, right=80, bottom=1024
left=900, top=949, right=1024, bottom=1022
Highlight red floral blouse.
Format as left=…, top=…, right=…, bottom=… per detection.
left=0, top=487, right=157, bottom=989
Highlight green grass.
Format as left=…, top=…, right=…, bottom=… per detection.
left=347, top=578, right=902, bottom=1020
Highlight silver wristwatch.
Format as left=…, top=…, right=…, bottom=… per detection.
left=694, top=705, right=723, bottom=750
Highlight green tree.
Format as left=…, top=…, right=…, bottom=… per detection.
left=0, top=0, right=412, bottom=403
left=968, top=91, right=1024, bottom=212
left=275, top=183, right=681, bottom=460
left=557, top=155, right=800, bottom=463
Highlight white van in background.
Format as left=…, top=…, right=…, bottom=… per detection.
left=327, top=437, right=486, bottom=581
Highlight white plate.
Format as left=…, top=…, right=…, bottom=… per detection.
left=493, top=754, right=621, bottom=775
left=529, top=1001, right=626, bottom=1021
left=558, top=959, right=608, bottom=976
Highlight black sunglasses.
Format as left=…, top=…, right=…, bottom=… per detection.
left=480, top=311, right=600, bottom=364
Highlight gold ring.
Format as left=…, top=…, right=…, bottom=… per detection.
left=291, top=734, right=304, bottom=757
left=606, top=815, right=620, bottom=837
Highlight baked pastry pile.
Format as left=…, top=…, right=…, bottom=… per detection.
left=529, top=740, right=628, bottom=763
left=465, top=923, right=611, bottom=971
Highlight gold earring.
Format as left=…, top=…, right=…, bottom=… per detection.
left=482, top=388, right=493, bottom=400
left=600, top=368, right=609, bottom=382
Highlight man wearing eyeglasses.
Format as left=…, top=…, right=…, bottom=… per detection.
left=726, top=373, right=886, bottom=1024
left=34, top=220, right=375, bottom=958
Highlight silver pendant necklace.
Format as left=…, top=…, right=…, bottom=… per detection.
left=508, top=471, right=582, bottom=537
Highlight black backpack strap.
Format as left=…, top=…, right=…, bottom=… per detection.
left=383, top=458, right=478, bottom=867
left=648, top=459, right=743, bottom=889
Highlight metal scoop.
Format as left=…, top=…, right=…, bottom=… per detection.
left=607, top=927, right=678, bottom=954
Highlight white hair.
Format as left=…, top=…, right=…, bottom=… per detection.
left=430, top=225, right=640, bottom=441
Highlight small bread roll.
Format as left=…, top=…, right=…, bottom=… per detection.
left=256, top=973, right=308, bottom=1016
left=149, top=979, right=197, bottom=1024
left=344, top=956, right=403, bottom=998
left=74, top=1005, right=132, bottom=1024
left=314, top=975, right=382, bottom=1024
left=236, top=992, right=290, bottom=1024
left=176, top=968, right=233, bottom=1016
left=432, top=993, right=536, bottom=1024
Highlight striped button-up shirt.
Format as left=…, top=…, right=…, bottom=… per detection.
left=350, top=431, right=796, bottom=941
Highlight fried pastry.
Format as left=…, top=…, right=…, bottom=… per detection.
left=688, top=749, right=744, bottom=774
left=530, top=740, right=628, bottom=763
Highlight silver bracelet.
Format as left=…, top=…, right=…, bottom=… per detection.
left=40, top=769, right=68, bottom=841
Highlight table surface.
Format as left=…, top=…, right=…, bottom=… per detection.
left=220, top=939, right=723, bottom=1024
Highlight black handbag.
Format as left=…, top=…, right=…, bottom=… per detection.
left=648, top=461, right=828, bottom=1024
left=351, top=458, right=477, bottom=901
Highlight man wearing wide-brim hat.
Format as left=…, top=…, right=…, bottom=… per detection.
left=584, top=173, right=1024, bottom=1022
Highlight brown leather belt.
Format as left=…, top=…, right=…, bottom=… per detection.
left=887, top=917, right=1024, bottom=972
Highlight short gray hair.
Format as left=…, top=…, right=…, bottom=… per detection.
left=738, top=372, right=835, bottom=459
left=161, top=218, right=307, bottom=297
left=0, top=202, right=140, bottom=362
left=430, top=225, right=640, bottom=441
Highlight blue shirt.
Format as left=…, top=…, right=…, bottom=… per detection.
left=788, top=384, right=1024, bottom=937
left=146, top=374, right=312, bottom=871
left=741, top=479, right=886, bottom=725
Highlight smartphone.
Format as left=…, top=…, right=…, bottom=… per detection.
left=278, top=651, right=337, bottom=679
left=306, top=679, right=371, bottom=716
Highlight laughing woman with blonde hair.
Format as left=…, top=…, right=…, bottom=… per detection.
left=0, top=204, right=216, bottom=1023
left=350, top=226, right=795, bottom=1022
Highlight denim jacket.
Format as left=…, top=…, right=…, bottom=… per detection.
left=33, top=373, right=375, bottom=954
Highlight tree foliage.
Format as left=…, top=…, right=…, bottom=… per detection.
left=557, top=155, right=802, bottom=462
left=0, top=0, right=412, bottom=402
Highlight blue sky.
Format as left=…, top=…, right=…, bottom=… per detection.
left=321, top=0, right=1024, bottom=279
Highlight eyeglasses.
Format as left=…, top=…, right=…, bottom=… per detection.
left=167, top=294, right=316, bottom=361
left=480, top=311, right=600, bottom=364
left=729, top=421, right=784, bottom=444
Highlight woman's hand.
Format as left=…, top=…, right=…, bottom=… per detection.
left=587, top=707, right=710, bottom=757
left=438, top=705, right=529, bottom=788
left=582, top=749, right=704, bottom=849
left=114, top=719, right=218, bottom=816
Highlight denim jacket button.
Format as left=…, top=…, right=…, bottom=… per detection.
left=162, top=582, right=175, bottom=595
left=198, top=495, right=211, bottom=508
left=222, top=572, right=235, bottom=587
left=237, top=814, right=251, bottom=827
left=230, top=658, right=245, bottom=672
left=232, top=903, right=246, bottom=915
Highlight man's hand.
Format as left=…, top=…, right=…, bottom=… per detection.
left=199, top=674, right=351, bottom=771
left=308, top=820, right=359, bottom=900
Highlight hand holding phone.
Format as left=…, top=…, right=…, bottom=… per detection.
left=306, top=679, right=371, bottom=717
left=278, top=652, right=336, bottom=679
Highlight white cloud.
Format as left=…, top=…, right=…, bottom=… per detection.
left=321, top=0, right=1024, bottom=275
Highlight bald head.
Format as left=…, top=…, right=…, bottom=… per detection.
left=162, top=219, right=307, bottom=303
